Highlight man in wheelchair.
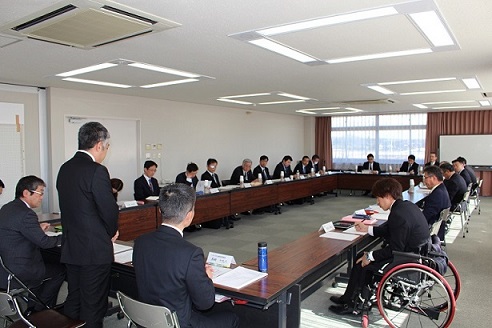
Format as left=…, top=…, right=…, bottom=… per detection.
left=329, top=178, right=430, bottom=315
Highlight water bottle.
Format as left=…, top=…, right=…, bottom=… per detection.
left=311, top=167, right=315, bottom=176
left=257, top=173, right=262, bottom=183
left=239, top=175, right=244, bottom=188
left=409, top=179, right=415, bottom=193
left=280, top=170, right=285, bottom=181
left=322, top=165, right=326, bottom=174
left=296, top=170, right=300, bottom=179
left=258, top=242, right=268, bottom=273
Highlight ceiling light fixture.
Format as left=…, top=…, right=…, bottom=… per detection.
left=258, top=100, right=306, bottom=105
left=461, top=78, right=481, bottom=89
left=479, top=100, right=490, bottom=106
left=221, top=93, right=271, bottom=99
left=57, top=63, right=117, bottom=77
left=379, top=77, right=456, bottom=85
left=413, top=104, right=428, bottom=109
left=400, top=89, right=466, bottom=95
left=62, top=77, right=132, bottom=88
left=432, top=105, right=480, bottom=110
left=128, top=62, right=200, bottom=78
left=422, top=100, right=475, bottom=105
left=217, top=98, right=253, bottom=105
left=326, top=48, right=432, bottom=64
left=277, top=92, right=311, bottom=100
left=409, top=11, right=455, bottom=47
left=140, top=79, right=199, bottom=88
left=367, top=85, right=395, bottom=95
left=249, top=38, right=317, bottom=63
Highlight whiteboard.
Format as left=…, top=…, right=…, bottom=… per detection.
left=64, top=116, right=140, bottom=202
left=439, top=135, right=492, bottom=166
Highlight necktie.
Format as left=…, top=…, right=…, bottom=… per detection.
left=148, top=179, right=154, bottom=192
left=212, top=173, right=217, bottom=185
left=369, top=163, right=372, bottom=170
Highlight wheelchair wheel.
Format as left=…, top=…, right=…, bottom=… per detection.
left=376, top=263, right=455, bottom=328
left=443, top=261, right=461, bottom=302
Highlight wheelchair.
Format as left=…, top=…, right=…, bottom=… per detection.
left=351, top=250, right=461, bottom=328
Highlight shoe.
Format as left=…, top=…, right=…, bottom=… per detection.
left=329, top=304, right=356, bottom=315
left=330, top=295, right=347, bottom=305
left=231, top=216, right=242, bottom=221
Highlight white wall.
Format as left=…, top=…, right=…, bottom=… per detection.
left=48, top=88, right=307, bottom=211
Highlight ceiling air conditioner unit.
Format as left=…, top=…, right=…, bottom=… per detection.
left=0, top=0, right=180, bottom=49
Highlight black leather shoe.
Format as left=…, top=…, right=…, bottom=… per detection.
left=329, top=304, right=356, bottom=315
left=330, top=295, right=347, bottom=305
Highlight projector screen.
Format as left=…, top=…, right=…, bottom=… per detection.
left=439, top=134, right=492, bottom=166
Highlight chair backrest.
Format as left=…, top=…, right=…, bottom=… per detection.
left=0, top=291, right=17, bottom=317
left=221, top=179, right=231, bottom=186
left=462, top=190, right=470, bottom=203
left=430, top=208, right=449, bottom=236
left=117, top=291, right=180, bottom=328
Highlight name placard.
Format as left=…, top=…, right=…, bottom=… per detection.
left=319, top=221, right=335, bottom=233
left=123, top=200, right=138, bottom=208
left=207, top=252, right=236, bottom=268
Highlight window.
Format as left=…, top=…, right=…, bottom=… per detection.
left=331, top=113, right=427, bottom=170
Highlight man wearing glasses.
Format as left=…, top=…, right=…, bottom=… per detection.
left=0, top=175, right=65, bottom=312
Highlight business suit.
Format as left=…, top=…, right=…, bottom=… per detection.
left=176, top=172, right=198, bottom=189
left=419, top=183, right=451, bottom=240
left=57, top=151, right=119, bottom=328
left=464, top=165, right=477, bottom=185
left=230, top=166, right=254, bottom=185
left=312, top=161, right=320, bottom=173
left=201, top=171, right=221, bottom=188
left=134, top=175, right=160, bottom=200
left=399, top=161, right=419, bottom=174
left=425, top=160, right=439, bottom=167
left=341, top=199, right=429, bottom=302
left=444, top=172, right=467, bottom=210
left=293, top=161, right=313, bottom=175
left=252, top=165, right=271, bottom=181
left=0, top=198, right=64, bottom=309
left=458, top=168, right=472, bottom=186
left=133, top=226, right=239, bottom=328
left=362, top=161, right=381, bottom=172
left=273, top=162, right=293, bottom=179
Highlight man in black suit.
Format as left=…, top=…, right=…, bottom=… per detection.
left=362, top=153, right=381, bottom=173
left=133, top=184, right=239, bottom=328
left=440, top=162, right=467, bottom=211
left=273, top=155, right=293, bottom=179
left=417, top=166, right=451, bottom=240
left=57, top=122, right=119, bottom=328
left=329, top=178, right=430, bottom=314
left=176, top=162, right=199, bottom=189
left=399, top=154, right=419, bottom=174
left=293, top=156, right=313, bottom=175
left=425, top=152, right=439, bottom=167
left=230, top=158, right=255, bottom=185
left=201, top=158, right=221, bottom=188
left=252, top=155, right=271, bottom=182
left=134, top=160, right=160, bottom=200
left=311, top=154, right=321, bottom=173
left=452, top=158, right=472, bottom=186
left=0, top=176, right=64, bottom=311
left=454, top=157, right=477, bottom=185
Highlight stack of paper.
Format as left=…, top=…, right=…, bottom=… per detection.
left=213, top=266, right=267, bottom=289
left=113, top=243, right=133, bottom=264
left=319, top=231, right=358, bottom=241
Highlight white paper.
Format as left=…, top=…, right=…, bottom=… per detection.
left=265, top=180, right=273, bottom=185
left=354, top=209, right=366, bottom=215
left=319, top=222, right=335, bottom=232
left=45, top=231, right=62, bottom=237
left=215, top=293, right=231, bottom=303
left=210, top=188, right=220, bottom=194
left=368, top=204, right=390, bottom=214
left=196, top=181, right=206, bottom=193
left=207, top=252, right=236, bottom=268
left=211, top=266, right=233, bottom=279
left=123, top=200, right=139, bottom=208
left=343, top=226, right=367, bottom=236
left=114, top=249, right=133, bottom=264
left=319, top=231, right=358, bottom=241
left=145, top=196, right=159, bottom=201
left=113, top=243, right=132, bottom=254
left=284, top=177, right=291, bottom=182
left=244, top=183, right=252, bottom=188
left=372, top=213, right=389, bottom=221
left=213, top=266, right=268, bottom=289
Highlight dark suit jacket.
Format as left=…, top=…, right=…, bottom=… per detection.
left=230, top=166, right=254, bottom=185
left=200, top=171, right=221, bottom=188
left=312, top=162, right=320, bottom=173
left=56, top=151, right=119, bottom=265
left=252, top=165, right=271, bottom=181
left=400, top=161, right=419, bottom=174
left=134, top=175, right=160, bottom=200
left=420, top=183, right=451, bottom=226
left=133, top=226, right=215, bottom=328
left=458, top=169, right=472, bottom=186
left=425, top=161, right=439, bottom=167
left=362, top=161, right=381, bottom=172
left=464, top=165, right=477, bottom=184
left=444, top=172, right=467, bottom=209
left=175, top=172, right=198, bottom=189
left=372, top=199, right=429, bottom=262
left=273, top=162, right=293, bottom=179
left=0, top=199, right=62, bottom=288
left=293, top=162, right=313, bottom=175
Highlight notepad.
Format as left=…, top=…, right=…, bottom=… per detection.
left=213, top=266, right=267, bottom=289
left=342, top=226, right=367, bottom=236
left=340, top=215, right=377, bottom=225
left=146, top=196, right=159, bottom=201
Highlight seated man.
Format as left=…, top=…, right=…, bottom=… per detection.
left=252, top=155, right=271, bottom=182
left=176, top=162, right=199, bottom=189
left=457, top=156, right=477, bottom=185
left=200, top=158, right=221, bottom=188
left=293, top=156, right=313, bottom=175
left=133, top=184, right=239, bottom=328
left=417, top=166, right=451, bottom=240
left=362, top=153, right=381, bottom=173
left=440, top=162, right=467, bottom=211
left=399, top=154, right=419, bottom=174
left=0, top=176, right=65, bottom=311
left=311, top=155, right=321, bottom=173
left=452, top=158, right=472, bottom=186
left=134, top=160, right=160, bottom=200
left=273, top=155, right=293, bottom=179
left=425, top=152, right=439, bottom=166
left=230, top=158, right=255, bottom=185
left=329, top=178, right=430, bottom=315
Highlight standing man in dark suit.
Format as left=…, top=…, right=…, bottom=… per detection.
left=133, top=183, right=239, bottom=328
left=362, top=153, right=381, bottom=173
left=293, top=156, right=313, bottom=175
left=452, top=158, right=472, bottom=186
left=57, top=122, right=119, bottom=328
left=417, top=166, right=451, bottom=240
left=201, top=158, right=221, bottom=188
left=134, top=160, right=160, bottom=200
left=230, top=158, right=255, bottom=185
left=0, top=176, right=64, bottom=311
left=176, top=162, right=199, bottom=189
left=440, top=162, right=467, bottom=211
left=273, top=155, right=293, bottom=179
left=399, top=154, right=419, bottom=174
left=253, top=155, right=271, bottom=182
left=425, top=152, right=439, bottom=167
left=329, top=178, right=429, bottom=314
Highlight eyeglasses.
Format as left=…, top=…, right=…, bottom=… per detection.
left=30, top=190, right=44, bottom=196
left=423, top=175, right=433, bottom=180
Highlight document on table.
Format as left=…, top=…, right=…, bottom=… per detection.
left=319, top=231, right=358, bottom=241
left=342, top=226, right=367, bottom=236
left=146, top=196, right=159, bottom=201
left=371, top=213, right=389, bottom=221
left=213, top=266, right=267, bottom=289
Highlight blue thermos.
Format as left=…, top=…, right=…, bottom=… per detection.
left=258, top=242, right=268, bottom=272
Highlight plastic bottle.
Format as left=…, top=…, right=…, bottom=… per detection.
left=239, top=175, right=244, bottom=188
left=258, top=242, right=268, bottom=273
left=258, top=173, right=262, bottom=183
left=280, top=170, right=285, bottom=181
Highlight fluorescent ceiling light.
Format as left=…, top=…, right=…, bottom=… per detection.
left=432, top=105, right=480, bottom=110
left=409, top=11, right=454, bottom=47
left=400, top=89, right=465, bottom=95
left=258, top=100, right=305, bottom=105
left=295, top=110, right=317, bottom=115
left=217, top=98, right=253, bottom=105
left=422, top=100, right=475, bottom=105
left=367, top=85, right=395, bottom=95
left=128, top=62, right=200, bottom=78
left=413, top=104, right=428, bottom=109
left=257, top=7, right=398, bottom=36
left=323, top=108, right=363, bottom=115
left=221, top=93, right=271, bottom=99
left=379, top=77, right=456, bottom=85
left=479, top=100, right=490, bottom=106
left=57, top=63, right=117, bottom=77
left=326, top=48, right=432, bottom=64
left=296, top=107, right=362, bottom=115
left=278, top=92, right=311, bottom=100
left=62, top=77, right=132, bottom=88
left=249, top=39, right=317, bottom=63
left=140, top=79, right=199, bottom=88
left=462, top=78, right=481, bottom=89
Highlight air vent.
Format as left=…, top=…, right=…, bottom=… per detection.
left=0, top=0, right=180, bottom=49
left=339, top=98, right=397, bottom=105
left=482, top=92, right=492, bottom=98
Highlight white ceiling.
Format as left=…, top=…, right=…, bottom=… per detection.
left=0, top=0, right=491, bottom=116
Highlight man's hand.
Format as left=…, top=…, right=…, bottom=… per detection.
left=205, top=264, right=214, bottom=280
left=111, top=230, right=119, bottom=243
left=39, top=222, right=50, bottom=232
left=355, top=222, right=368, bottom=233
left=356, top=252, right=372, bottom=267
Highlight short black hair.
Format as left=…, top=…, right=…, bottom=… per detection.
left=367, top=153, right=374, bottom=159
left=78, top=121, right=110, bottom=150
left=144, top=160, right=158, bottom=169
left=408, top=154, right=416, bottom=161
left=15, top=175, right=45, bottom=199
left=302, top=155, right=310, bottom=161
left=110, top=178, right=124, bottom=192
left=206, top=158, right=217, bottom=166
left=0, top=179, right=4, bottom=188
left=312, top=154, right=320, bottom=160
left=456, top=156, right=467, bottom=164
left=371, top=178, right=402, bottom=200
left=186, top=162, right=199, bottom=172
left=439, top=162, right=454, bottom=173
left=260, top=155, right=269, bottom=161
left=282, top=155, right=293, bottom=162
left=424, top=165, right=444, bottom=181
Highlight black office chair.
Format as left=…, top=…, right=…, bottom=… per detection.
left=221, top=180, right=231, bottom=187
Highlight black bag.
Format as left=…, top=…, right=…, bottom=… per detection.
left=427, top=235, right=449, bottom=275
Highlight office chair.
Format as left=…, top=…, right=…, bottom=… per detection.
left=469, top=179, right=483, bottom=215
left=430, top=207, right=450, bottom=246
left=117, top=291, right=180, bottom=328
